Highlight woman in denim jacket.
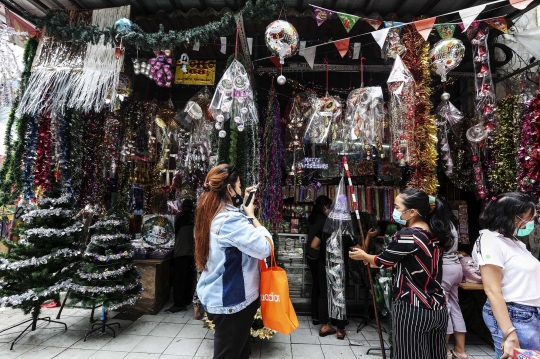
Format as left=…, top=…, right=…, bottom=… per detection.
left=194, top=164, right=273, bottom=359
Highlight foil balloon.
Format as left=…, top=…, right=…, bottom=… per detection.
left=265, top=20, right=300, bottom=64
left=429, top=38, right=465, bottom=82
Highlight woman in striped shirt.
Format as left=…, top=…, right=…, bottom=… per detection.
left=349, top=188, right=454, bottom=359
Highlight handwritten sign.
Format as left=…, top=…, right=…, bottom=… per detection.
left=175, top=59, right=216, bottom=85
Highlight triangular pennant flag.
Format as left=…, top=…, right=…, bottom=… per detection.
left=220, top=37, right=227, bottom=54
left=434, top=24, right=456, bottom=39
left=193, top=41, right=200, bottom=51
left=387, top=55, right=409, bottom=84
left=303, top=47, right=316, bottom=69
left=247, top=38, right=253, bottom=54
left=313, top=6, right=335, bottom=26
left=334, top=38, right=350, bottom=58
left=270, top=56, right=282, bottom=71
left=459, top=21, right=481, bottom=39
left=484, top=17, right=508, bottom=34
left=372, top=28, right=390, bottom=49
left=459, top=4, right=485, bottom=32
left=414, top=17, right=436, bottom=41
left=338, top=13, right=359, bottom=33
left=365, top=18, right=383, bottom=30
left=510, top=0, right=533, bottom=10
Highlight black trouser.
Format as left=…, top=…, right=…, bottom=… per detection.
left=207, top=299, right=259, bottom=359
left=392, top=300, right=448, bottom=359
left=172, top=255, right=196, bottom=307
left=317, top=261, right=346, bottom=330
left=307, top=257, right=320, bottom=321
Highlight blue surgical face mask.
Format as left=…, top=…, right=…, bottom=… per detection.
left=516, top=221, right=535, bottom=237
left=392, top=208, right=407, bottom=226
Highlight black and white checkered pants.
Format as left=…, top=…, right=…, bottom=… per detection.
left=392, top=299, right=449, bottom=359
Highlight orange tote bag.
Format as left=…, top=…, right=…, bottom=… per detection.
left=259, top=238, right=299, bottom=334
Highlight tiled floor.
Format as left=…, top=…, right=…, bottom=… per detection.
left=0, top=301, right=495, bottom=359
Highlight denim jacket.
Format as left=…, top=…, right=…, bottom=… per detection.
left=196, top=204, right=273, bottom=314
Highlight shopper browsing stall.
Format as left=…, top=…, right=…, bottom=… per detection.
left=472, top=192, right=540, bottom=359
left=349, top=188, right=453, bottom=359
left=166, top=199, right=196, bottom=313
left=194, top=164, right=273, bottom=359
left=440, top=199, right=468, bottom=359
left=306, top=195, right=332, bottom=326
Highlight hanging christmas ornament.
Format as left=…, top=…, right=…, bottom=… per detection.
left=277, top=75, right=287, bottom=85
left=436, top=92, right=463, bottom=176
left=304, top=95, right=342, bottom=144
left=179, top=53, right=189, bottom=73
left=149, top=50, right=175, bottom=87
left=265, top=20, right=300, bottom=64
left=429, top=38, right=465, bottom=82
left=384, top=27, right=406, bottom=59
left=114, top=18, right=133, bottom=33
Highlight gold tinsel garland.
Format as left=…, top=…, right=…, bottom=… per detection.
left=202, top=307, right=276, bottom=340
left=492, top=95, right=521, bottom=193
left=401, top=26, right=439, bottom=195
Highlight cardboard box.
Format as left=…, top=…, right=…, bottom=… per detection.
left=514, top=349, right=540, bottom=359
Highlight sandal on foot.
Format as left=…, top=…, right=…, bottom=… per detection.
left=337, top=330, right=346, bottom=340
left=318, top=328, right=337, bottom=337
left=451, top=349, right=468, bottom=359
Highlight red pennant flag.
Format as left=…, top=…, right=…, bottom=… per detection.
left=270, top=56, right=282, bottom=71
left=414, top=17, right=436, bottom=41
left=334, top=38, right=350, bottom=58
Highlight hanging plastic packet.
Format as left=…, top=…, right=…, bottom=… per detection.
left=210, top=60, right=257, bottom=137
left=436, top=92, right=464, bottom=176
left=387, top=55, right=415, bottom=166
left=304, top=95, right=342, bottom=144
left=322, top=177, right=355, bottom=320
left=344, top=87, right=386, bottom=158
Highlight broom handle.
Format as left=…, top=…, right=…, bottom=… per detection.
left=342, top=156, right=386, bottom=359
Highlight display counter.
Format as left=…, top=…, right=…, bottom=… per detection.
left=129, top=258, right=172, bottom=315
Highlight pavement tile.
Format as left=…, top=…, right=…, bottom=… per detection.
left=17, top=345, right=66, bottom=359
left=131, top=335, right=174, bottom=354
left=88, top=350, right=128, bottom=359
left=41, top=330, right=85, bottom=348
left=194, top=339, right=213, bottom=357
left=53, top=348, right=96, bottom=359
left=149, top=323, right=185, bottom=338
left=175, top=324, right=208, bottom=339
left=321, top=345, right=357, bottom=359
left=100, top=334, right=145, bottom=352
left=291, top=343, right=323, bottom=359
left=0, top=343, right=36, bottom=359
left=121, top=322, right=158, bottom=336
left=163, top=338, right=203, bottom=356
left=260, top=342, right=292, bottom=359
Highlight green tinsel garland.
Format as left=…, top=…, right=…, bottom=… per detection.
left=493, top=95, right=521, bottom=193
left=0, top=38, right=38, bottom=205
left=28, top=0, right=282, bottom=51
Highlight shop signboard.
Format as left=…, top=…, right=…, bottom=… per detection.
left=174, top=59, right=216, bottom=85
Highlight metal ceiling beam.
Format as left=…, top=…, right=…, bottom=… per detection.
left=22, top=0, right=51, bottom=13
left=65, top=0, right=84, bottom=9
left=364, top=0, right=377, bottom=15
left=255, top=63, right=487, bottom=77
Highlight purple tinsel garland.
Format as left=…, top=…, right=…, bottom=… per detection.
left=517, top=94, right=540, bottom=200
left=260, top=87, right=283, bottom=230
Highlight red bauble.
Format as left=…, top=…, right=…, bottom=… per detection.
left=472, top=155, right=479, bottom=163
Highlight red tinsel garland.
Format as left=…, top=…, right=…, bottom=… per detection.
left=400, top=26, right=438, bottom=195
left=517, top=94, right=540, bottom=201
left=33, top=114, right=53, bottom=195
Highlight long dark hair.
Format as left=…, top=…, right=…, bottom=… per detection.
left=194, top=164, right=239, bottom=270
left=309, top=195, right=332, bottom=225
left=400, top=188, right=454, bottom=251
left=479, top=192, right=536, bottom=239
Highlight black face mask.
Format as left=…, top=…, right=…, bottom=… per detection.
left=230, top=188, right=243, bottom=208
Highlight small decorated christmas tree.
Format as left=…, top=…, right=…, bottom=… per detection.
left=0, top=189, right=83, bottom=347
left=68, top=210, right=142, bottom=337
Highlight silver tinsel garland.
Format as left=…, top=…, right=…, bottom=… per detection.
left=0, top=249, right=81, bottom=270
left=69, top=281, right=139, bottom=294
left=24, top=223, right=83, bottom=238
left=90, top=234, right=131, bottom=243
left=83, top=250, right=134, bottom=262
left=89, top=219, right=125, bottom=229
left=107, top=294, right=141, bottom=311
left=22, top=209, right=74, bottom=222
left=0, top=280, right=71, bottom=307
left=37, top=193, right=73, bottom=207
left=76, top=264, right=133, bottom=280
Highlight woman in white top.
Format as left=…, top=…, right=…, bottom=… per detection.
left=472, top=192, right=540, bottom=359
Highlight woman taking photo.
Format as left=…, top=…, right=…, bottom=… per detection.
left=306, top=195, right=332, bottom=326
left=472, top=192, right=540, bottom=358
left=349, top=188, right=453, bottom=359
left=195, top=164, right=273, bottom=359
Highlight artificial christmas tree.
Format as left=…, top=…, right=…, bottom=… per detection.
left=0, top=189, right=83, bottom=349
left=68, top=211, right=142, bottom=340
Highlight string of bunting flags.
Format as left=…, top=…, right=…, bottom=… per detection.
left=295, top=0, right=521, bottom=69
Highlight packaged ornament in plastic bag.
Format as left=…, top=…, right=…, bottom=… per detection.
left=436, top=92, right=464, bottom=176
left=387, top=55, right=415, bottom=166
left=322, top=177, right=355, bottom=320
left=210, top=60, right=257, bottom=137
left=303, top=95, right=342, bottom=144
left=343, top=87, right=386, bottom=157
